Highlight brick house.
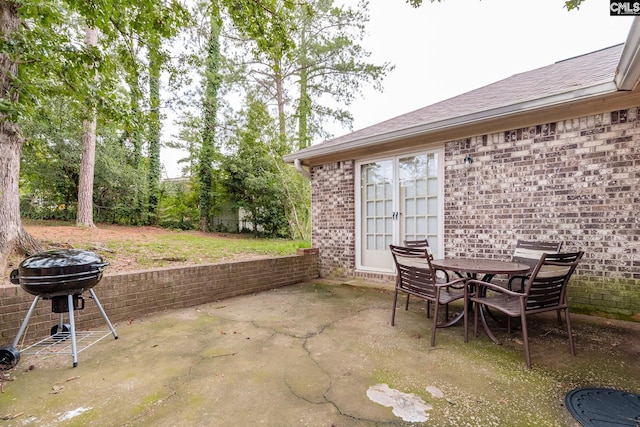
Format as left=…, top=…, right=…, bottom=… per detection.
left=284, top=24, right=640, bottom=320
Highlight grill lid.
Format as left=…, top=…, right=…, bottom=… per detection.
left=19, top=249, right=105, bottom=274
left=11, top=249, right=109, bottom=296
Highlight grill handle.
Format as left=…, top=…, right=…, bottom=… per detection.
left=92, top=262, right=110, bottom=270
left=9, top=269, right=19, bottom=285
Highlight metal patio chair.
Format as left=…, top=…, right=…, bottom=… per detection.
left=403, top=239, right=450, bottom=316
left=508, top=240, right=563, bottom=291
left=466, top=251, right=584, bottom=369
left=390, top=245, right=467, bottom=347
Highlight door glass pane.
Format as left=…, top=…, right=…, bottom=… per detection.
left=361, top=160, right=394, bottom=266
left=416, top=179, right=427, bottom=197
left=405, top=217, right=415, bottom=234
left=427, top=197, right=438, bottom=215
left=405, top=199, right=415, bottom=215
left=366, top=185, right=375, bottom=199
left=427, top=178, right=438, bottom=194
left=399, top=153, right=439, bottom=258
left=428, top=217, right=438, bottom=234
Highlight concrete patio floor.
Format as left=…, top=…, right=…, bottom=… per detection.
left=1, top=280, right=639, bottom=426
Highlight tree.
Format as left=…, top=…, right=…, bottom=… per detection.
left=227, top=0, right=391, bottom=147
left=199, top=1, right=222, bottom=231
left=180, top=0, right=297, bottom=230
left=76, top=26, right=99, bottom=228
left=0, top=0, right=190, bottom=269
left=148, top=36, right=162, bottom=225
left=406, top=0, right=584, bottom=10
left=223, top=97, right=290, bottom=237
left=0, top=1, right=42, bottom=270
left=291, top=0, right=393, bottom=149
left=217, top=0, right=390, bottom=238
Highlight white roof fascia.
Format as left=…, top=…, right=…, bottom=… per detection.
left=615, top=17, right=640, bottom=90
left=285, top=80, right=618, bottom=163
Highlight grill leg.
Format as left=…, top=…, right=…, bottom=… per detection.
left=89, top=289, right=118, bottom=339
left=12, top=296, right=41, bottom=348
left=68, top=294, right=78, bottom=367
left=57, top=312, right=65, bottom=332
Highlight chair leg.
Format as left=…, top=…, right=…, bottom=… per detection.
left=431, top=301, right=439, bottom=347
left=464, top=301, right=469, bottom=343
left=426, top=301, right=431, bottom=318
left=520, top=312, right=531, bottom=369
left=564, top=308, right=576, bottom=357
left=391, top=290, right=399, bottom=326
left=473, top=302, right=480, bottom=338
left=405, top=294, right=410, bottom=310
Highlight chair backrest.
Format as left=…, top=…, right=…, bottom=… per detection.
left=511, top=240, right=563, bottom=270
left=524, top=251, right=584, bottom=313
left=390, top=245, right=437, bottom=297
left=403, top=239, right=434, bottom=259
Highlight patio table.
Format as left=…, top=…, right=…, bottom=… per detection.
left=431, top=258, right=530, bottom=344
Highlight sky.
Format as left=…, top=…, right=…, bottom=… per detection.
left=160, top=0, right=635, bottom=178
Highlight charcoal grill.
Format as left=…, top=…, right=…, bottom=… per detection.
left=0, top=249, right=118, bottom=368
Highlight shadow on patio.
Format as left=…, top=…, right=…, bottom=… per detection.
left=1, top=280, right=638, bottom=426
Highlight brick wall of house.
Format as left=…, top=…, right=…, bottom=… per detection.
left=310, top=160, right=356, bottom=277
left=0, top=252, right=319, bottom=343
left=310, top=108, right=639, bottom=320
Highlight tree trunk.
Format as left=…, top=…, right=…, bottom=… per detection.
left=199, top=3, right=222, bottom=232
left=275, top=68, right=286, bottom=145
left=148, top=37, right=161, bottom=225
left=296, top=24, right=311, bottom=150
left=76, top=27, right=98, bottom=228
left=0, top=1, right=41, bottom=271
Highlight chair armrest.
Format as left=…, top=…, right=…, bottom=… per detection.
left=436, top=277, right=467, bottom=289
left=467, top=279, right=525, bottom=297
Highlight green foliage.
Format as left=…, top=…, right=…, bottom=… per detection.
left=406, top=0, right=584, bottom=11
left=221, top=0, right=298, bottom=54
left=291, top=0, right=394, bottom=147
left=564, top=0, right=585, bottom=11
left=158, top=179, right=199, bottom=230
left=222, top=97, right=291, bottom=238
left=18, top=96, right=149, bottom=224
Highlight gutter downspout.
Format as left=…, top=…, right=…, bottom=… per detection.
left=294, top=159, right=311, bottom=180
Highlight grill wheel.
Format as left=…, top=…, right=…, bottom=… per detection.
left=0, top=346, right=20, bottom=369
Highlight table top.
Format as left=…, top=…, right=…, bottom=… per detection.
left=431, top=258, right=530, bottom=275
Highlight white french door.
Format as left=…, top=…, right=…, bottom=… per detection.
left=356, top=149, right=443, bottom=272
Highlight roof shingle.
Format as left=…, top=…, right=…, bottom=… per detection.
left=299, top=44, right=623, bottom=154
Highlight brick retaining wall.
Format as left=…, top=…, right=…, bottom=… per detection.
left=0, top=251, right=319, bottom=343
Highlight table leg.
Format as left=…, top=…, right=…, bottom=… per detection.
left=478, top=304, right=501, bottom=344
